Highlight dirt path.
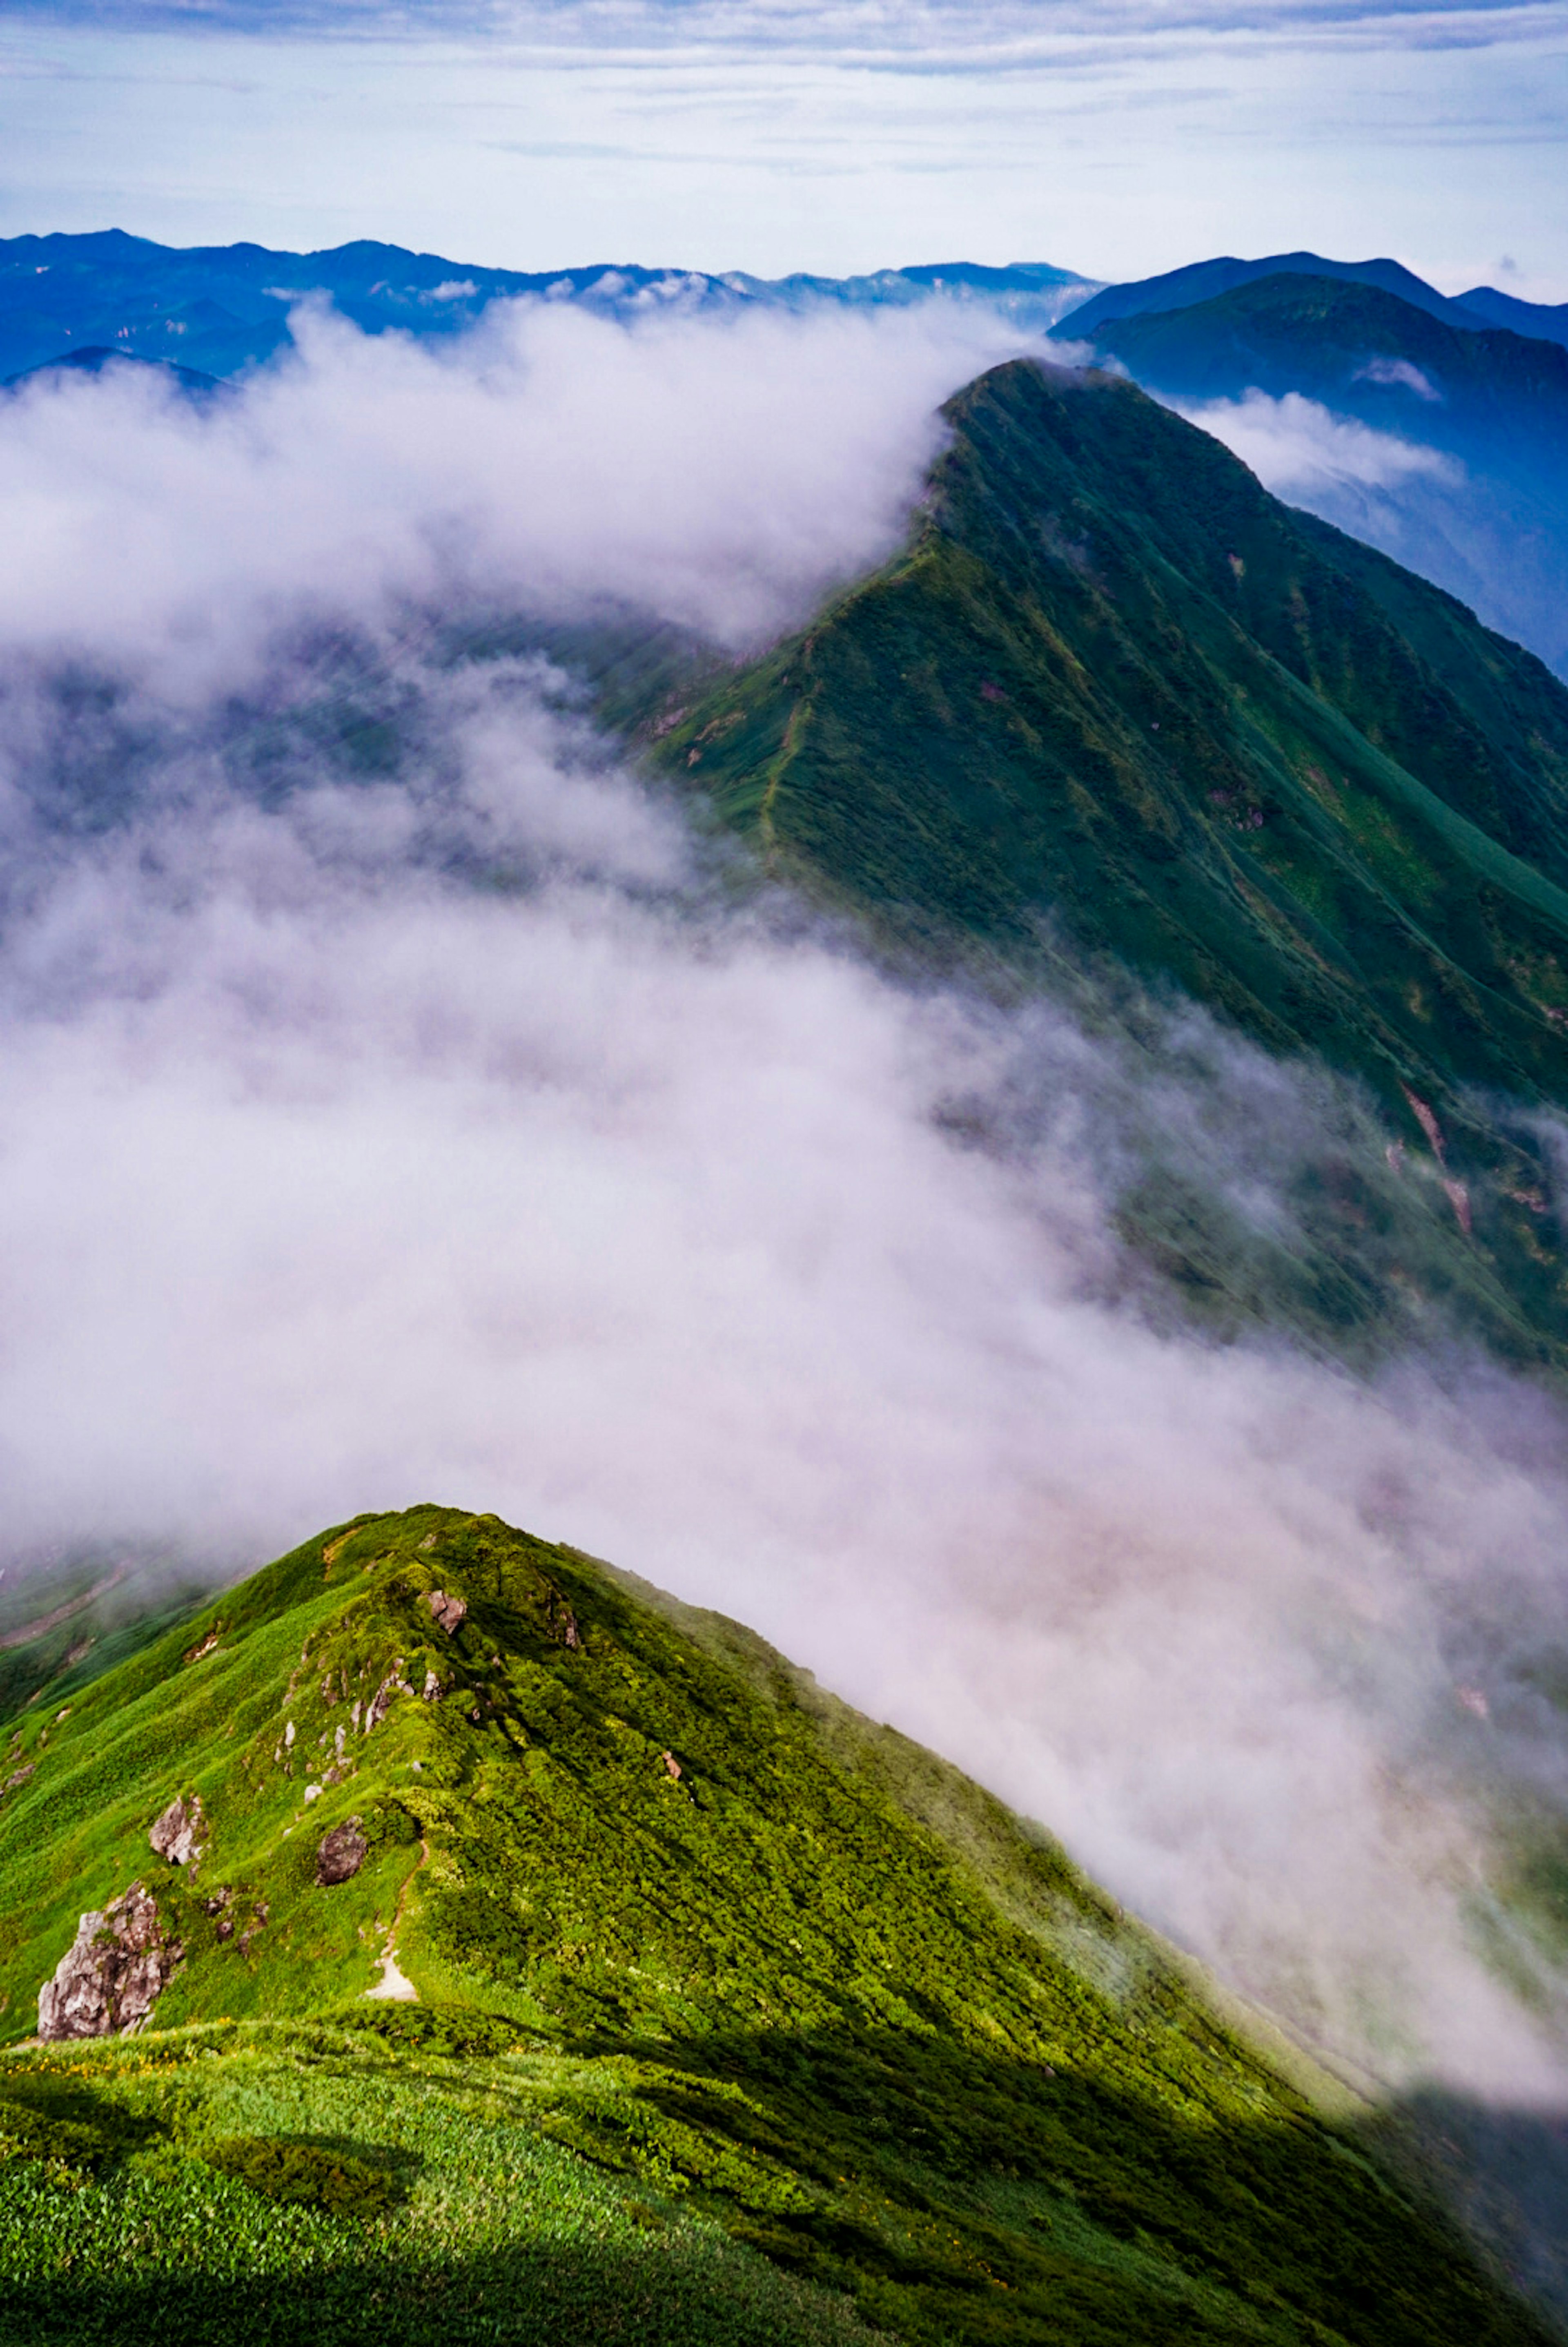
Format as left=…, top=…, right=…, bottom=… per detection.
left=365, top=1836, right=429, bottom=2003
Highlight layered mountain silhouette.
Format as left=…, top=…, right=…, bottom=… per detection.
left=0, top=228, right=1089, bottom=381
left=1080, top=276, right=1568, bottom=464
left=2, top=344, right=222, bottom=398
left=1056, top=250, right=1568, bottom=350
left=1062, top=274, right=1568, bottom=678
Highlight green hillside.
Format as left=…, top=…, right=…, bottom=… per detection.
left=0, top=1503, right=1551, bottom=2345
left=634, top=357, right=1568, bottom=1360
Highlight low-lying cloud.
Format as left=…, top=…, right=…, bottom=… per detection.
left=2, top=305, right=1567, bottom=2134
left=1173, top=385, right=1462, bottom=496
left=0, top=293, right=1023, bottom=697
left=1171, top=379, right=1568, bottom=683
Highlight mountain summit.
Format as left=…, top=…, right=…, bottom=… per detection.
left=0, top=1504, right=1551, bottom=2344
left=638, top=356, right=1568, bottom=1361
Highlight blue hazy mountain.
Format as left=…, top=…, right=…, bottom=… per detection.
left=0, top=229, right=1092, bottom=380
left=2, top=343, right=222, bottom=397
left=1454, top=281, right=1568, bottom=349
left=1054, top=250, right=1568, bottom=345
left=1059, top=272, right=1568, bottom=681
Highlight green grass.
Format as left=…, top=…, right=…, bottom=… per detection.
left=0, top=2024, right=886, bottom=2345
left=0, top=1506, right=1554, bottom=2345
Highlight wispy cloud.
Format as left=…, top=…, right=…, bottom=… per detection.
left=6, top=0, right=1563, bottom=59
left=1355, top=353, right=1443, bottom=398
left=1174, top=385, right=1463, bottom=493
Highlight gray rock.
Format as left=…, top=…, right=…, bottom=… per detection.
left=37, top=1884, right=181, bottom=2039
left=149, top=1792, right=206, bottom=1867
left=316, top=1819, right=369, bottom=1887
left=365, top=1668, right=412, bottom=1730
left=426, top=1590, right=466, bottom=1635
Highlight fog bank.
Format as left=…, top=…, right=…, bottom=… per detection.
left=2, top=303, right=1567, bottom=2108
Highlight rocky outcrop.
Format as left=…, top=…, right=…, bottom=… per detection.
left=149, top=1792, right=207, bottom=1867
left=37, top=1884, right=182, bottom=2039
left=426, top=1591, right=466, bottom=1635
left=316, top=1820, right=368, bottom=1887
left=365, top=1668, right=412, bottom=1731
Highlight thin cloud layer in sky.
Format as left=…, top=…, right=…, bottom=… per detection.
left=0, top=0, right=1565, bottom=290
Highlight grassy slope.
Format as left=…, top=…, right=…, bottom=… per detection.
left=0, top=1551, right=212, bottom=1727
left=640, top=358, right=1568, bottom=1359
left=0, top=1505, right=1552, bottom=2345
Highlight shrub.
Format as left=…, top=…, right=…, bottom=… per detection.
left=203, top=2134, right=400, bottom=2218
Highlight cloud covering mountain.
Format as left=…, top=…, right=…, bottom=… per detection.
left=3, top=295, right=1568, bottom=2137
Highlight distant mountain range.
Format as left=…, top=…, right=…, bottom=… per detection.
left=1058, top=250, right=1568, bottom=349
left=6, top=231, right=1564, bottom=388
left=9, top=228, right=1566, bottom=680
left=0, top=228, right=1089, bottom=381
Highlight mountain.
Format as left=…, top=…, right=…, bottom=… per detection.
left=1067, top=275, right=1568, bottom=679
left=0, top=230, right=1092, bottom=381
left=1081, top=276, right=1568, bottom=460
left=622, top=357, right=1568, bottom=1364
left=0, top=1543, right=209, bottom=1725
left=0, top=1501, right=1552, bottom=2344
left=1052, top=250, right=1568, bottom=343
left=2, top=344, right=222, bottom=398
left=1450, top=283, right=1568, bottom=351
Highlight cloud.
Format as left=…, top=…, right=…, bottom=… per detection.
left=0, top=294, right=1025, bottom=698
left=1172, top=385, right=1463, bottom=495
left=1356, top=353, right=1443, bottom=399
left=7, top=0, right=1559, bottom=58
left=1, top=306, right=1567, bottom=2129
left=1165, top=381, right=1568, bottom=681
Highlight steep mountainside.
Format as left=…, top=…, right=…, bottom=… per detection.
left=634, top=359, right=1568, bottom=1359
left=0, top=1504, right=1552, bottom=2345
left=1065, top=277, right=1568, bottom=680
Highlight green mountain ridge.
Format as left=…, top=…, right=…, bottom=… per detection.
left=1062, top=275, right=1568, bottom=680
left=624, top=357, right=1568, bottom=1362
left=0, top=1504, right=1555, bottom=2344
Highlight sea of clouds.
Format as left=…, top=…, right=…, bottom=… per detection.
left=2, top=297, right=1568, bottom=2153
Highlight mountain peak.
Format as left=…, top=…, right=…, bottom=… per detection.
left=0, top=1501, right=1552, bottom=2342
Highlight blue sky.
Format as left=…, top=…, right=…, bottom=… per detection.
left=1, top=0, right=1566, bottom=292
